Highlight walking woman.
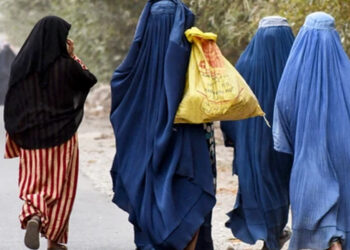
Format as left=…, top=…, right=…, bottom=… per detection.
left=221, top=16, right=294, bottom=250
left=4, top=16, right=97, bottom=249
left=110, top=0, right=215, bottom=249
left=273, top=12, right=350, bottom=250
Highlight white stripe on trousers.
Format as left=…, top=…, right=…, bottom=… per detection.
left=4, top=134, right=79, bottom=243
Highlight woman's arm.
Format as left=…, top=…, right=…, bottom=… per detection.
left=68, top=56, right=97, bottom=91
left=72, top=55, right=88, bottom=70
left=66, top=39, right=97, bottom=90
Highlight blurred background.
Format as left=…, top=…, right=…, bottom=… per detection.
left=0, top=0, right=349, bottom=83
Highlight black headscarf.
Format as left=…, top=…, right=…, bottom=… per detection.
left=4, top=16, right=97, bottom=149
left=9, top=16, right=71, bottom=87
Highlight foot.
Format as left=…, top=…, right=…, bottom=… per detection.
left=24, top=215, right=41, bottom=249
left=48, top=240, right=68, bottom=250
left=279, top=226, right=292, bottom=248
left=184, top=231, right=199, bottom=250
left=261, top=227, right=292, bottom=250
left=47, top=243, right=68, bottom=250
left=329, top=241, right=342, bottom=250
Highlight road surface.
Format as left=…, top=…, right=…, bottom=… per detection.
left=0, top=106, right=134, bottom=250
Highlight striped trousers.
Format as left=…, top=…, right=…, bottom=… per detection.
left=5, top=134, right=79, bottom=243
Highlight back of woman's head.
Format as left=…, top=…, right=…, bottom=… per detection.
left=9, top=16, right=71, bottom=87
left=278, top=12, right=349, bottom=91
left=274, top=12, right=350, bottom=131
left=288, top=12, right=348, bottom=67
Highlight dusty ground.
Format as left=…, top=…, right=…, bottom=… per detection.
left=79, top=85, right=290, bottom=250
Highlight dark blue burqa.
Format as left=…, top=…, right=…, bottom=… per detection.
left=110, top=1, right=215, bottom=249
left=273, top=12, right=350, bottom=250
left=221, top=17, right=294, bottom=249
left=0, top=44, right=15, bottom=105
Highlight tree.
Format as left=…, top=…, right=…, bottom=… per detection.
left=277, top=0, right=350, bottom=55
left=184, top=0, right=277, bottom=62
left=0, top=0, right=144, bottom=82
left=0, top=0, right=349, bottom=83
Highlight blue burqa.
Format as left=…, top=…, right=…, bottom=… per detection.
left=221, top=17, right=294, bottom=249
left=110, top=1, right=215, bottom=249
left=273, top=12, right=350, bottom=250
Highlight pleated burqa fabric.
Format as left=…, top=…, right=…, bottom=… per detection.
left=221, top=17, right=294, bottom=249
left=273, top=12, right=350, bottom=250
left=0, top=44, right=15, bottom=105
left=110, top=1, right=215, bottom=249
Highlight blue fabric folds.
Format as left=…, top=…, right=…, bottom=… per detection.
left=273, top=12, right=350, bottom=250
left=221, top=17, right=294, bottom=249
left=110, top=1, right=215, bottom=249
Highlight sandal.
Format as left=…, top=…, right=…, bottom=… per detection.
left=24, top=215, right=41, bottom=249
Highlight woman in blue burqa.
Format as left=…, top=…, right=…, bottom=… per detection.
left=273, top=12, right=350, bottom=250
left=220, top=16, right=294, bottom=250
left=110, top=1, right=216, bottom=249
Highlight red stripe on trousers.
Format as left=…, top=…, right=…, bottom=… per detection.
left=15, top=134, right=78, bottom=244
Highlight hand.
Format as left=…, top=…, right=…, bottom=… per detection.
left=66, top=39, right=75, bottom=57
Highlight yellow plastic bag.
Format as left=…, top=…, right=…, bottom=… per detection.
left=174, top=27, right=265, bottom=124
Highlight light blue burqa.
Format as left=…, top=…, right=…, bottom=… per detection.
left=273, top=12, right=350, bottom=250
